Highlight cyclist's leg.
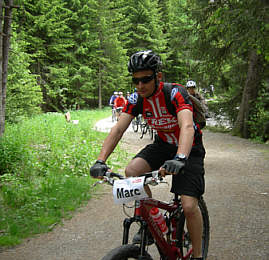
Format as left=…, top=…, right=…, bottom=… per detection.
left=170, top=147, right=205, bottom=258
left=125, top=157, right=152, bottom=197
left=181, top=195, right=203, bottom=258
left=125, top=140, right=177, bottom=198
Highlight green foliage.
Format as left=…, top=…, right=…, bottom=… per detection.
left=248, top=86, right=269, bottom=142
left=4, top=0, right=269, bottom=141
left=0, top=109, right=128, bottom=246
left=6, top=31, right=43, bottom=123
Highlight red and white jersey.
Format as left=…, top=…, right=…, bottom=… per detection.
left=123, top=82, right=200, bottom=146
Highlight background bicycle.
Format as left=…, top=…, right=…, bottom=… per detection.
left=115, top=106, right=124, bottom=121
left=111, top=107, right=116, bottom=122
left=140, top=121, right=156, bottom=140
left=131, top=114, right=143, bottom=132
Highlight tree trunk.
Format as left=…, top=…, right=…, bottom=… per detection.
left=0, top=1, right=4, bottom=136
left=0, top=0, right=13, bottom=136
left=233, top=50, right=262, bottom=138
left=98, top=63, right=102, bottom=109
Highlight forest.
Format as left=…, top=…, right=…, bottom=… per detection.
left=0, top=0, right=268, bottom=141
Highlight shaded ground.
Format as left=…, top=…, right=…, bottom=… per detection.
left=0, top=116, right=268, bottom=260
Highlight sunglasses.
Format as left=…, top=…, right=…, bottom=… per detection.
left=132, top=74, right=155, bottom=85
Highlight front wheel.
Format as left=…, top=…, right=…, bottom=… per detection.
left=132, top=118, right=138, bottom=132
left=102, top=244, right=153, bottom=260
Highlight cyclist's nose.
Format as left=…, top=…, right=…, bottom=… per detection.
left=136, top=81, right=145, bottom=89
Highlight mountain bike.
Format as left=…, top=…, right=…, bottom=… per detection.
left=115, top=106, right=124, bottom=121
left=140, top=122, right=155, bottom=140
left=132, top=114, right=143, bottom=132
left=111, top=107, right=117, bottom=122
left=94, top=170, right=210, bottom=260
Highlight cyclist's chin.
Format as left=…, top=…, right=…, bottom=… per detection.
left=139, top=91, right=152, bottom=98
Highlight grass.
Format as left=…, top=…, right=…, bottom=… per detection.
left=0, top=108, right=129, bottom=247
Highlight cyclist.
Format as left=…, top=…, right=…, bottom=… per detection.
left=114, top=91, right=126, bottom=120
left=109, top=91, right=118, bottom=108
left=90, top=50, right=206, bottom=260
left=186, top=80, right=210, bottom=118
left=109, top=91, right=118, bottom=122
left=126, top=91, right=130, bottom=101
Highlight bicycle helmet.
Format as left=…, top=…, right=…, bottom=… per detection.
left=128, top=50, right=162, bottom=73
left=186, top=80, right=196, bottom=88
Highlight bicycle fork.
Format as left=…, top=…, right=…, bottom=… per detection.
left=122, top=201, right=149, bottom=257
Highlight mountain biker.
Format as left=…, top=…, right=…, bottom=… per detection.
left=186, top=80, right=210, bottom=118
left=126, top=91, right=130, bottom=101
left=90, top=50, right=206, bottom=260
left=114, top=92, right=126, bottom=120
left=109, top=91, right=118, bottom=108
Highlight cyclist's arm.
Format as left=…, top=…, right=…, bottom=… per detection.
left=176, top=109, right=194, bottom=157
left=97, top=112, right=133, bottom=162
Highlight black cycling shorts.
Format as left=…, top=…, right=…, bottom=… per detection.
left=134, top=137, right=206, bottom=199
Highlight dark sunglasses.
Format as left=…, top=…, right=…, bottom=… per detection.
left=132, top=74, right=155, bottom=85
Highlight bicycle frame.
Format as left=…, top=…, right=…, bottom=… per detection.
left=122, top=197, right=192, bottom=260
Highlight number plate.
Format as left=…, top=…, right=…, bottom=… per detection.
left=113, top=176, right=148, bottom=204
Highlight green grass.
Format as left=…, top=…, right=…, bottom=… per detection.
left=0, top=108, right=129, bottom=247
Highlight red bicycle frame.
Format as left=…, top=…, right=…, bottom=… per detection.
left=122, top=197, right=193, bottom=260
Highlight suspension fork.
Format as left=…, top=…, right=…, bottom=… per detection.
left=122, top=200, right=143, bottom=245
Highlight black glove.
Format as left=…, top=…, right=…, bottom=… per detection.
left=162, top=158, right=185, bottom=175
left=90, top=160, right=108, bottom=178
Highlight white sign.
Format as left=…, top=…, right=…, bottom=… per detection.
left=113, top=176, right=148, bottom=204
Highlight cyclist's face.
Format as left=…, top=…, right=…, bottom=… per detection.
left=132, top=70, right=162, bottom=98
left=187, top=87, right=195, bottom=95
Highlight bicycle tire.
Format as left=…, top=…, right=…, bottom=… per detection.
left=149, top=127, right=154, bottom=140
left=142, top=123, right=148, bottom=135
left=177, top=197, right=210, bottom=259
left=132, top=119, right=138, bottom=132
left=101, top=244, right=153, bottom=260
left=112, top=110, right=116, bottom=122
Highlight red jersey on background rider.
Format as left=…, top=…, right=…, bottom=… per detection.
left=114, top=92, right=126, bottom=108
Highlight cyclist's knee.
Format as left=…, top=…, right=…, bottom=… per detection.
left=125, top=158, right=151, bottom=177
left=181, top=195, right=199, bottom=217
left=125, top=164, right=136, bottom=177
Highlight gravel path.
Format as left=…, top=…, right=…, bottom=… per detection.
left=0, top=117, right=268, bottom=260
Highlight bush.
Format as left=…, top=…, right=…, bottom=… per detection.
left=248, top=87, right=269, bottom=142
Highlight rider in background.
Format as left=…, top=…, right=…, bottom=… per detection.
left=186, top=80, right=210, bottom=118
left=114, top=91, right=126, bottom=120
left=90, top=50, right=206, bottom=260
left=109, top=91, right=118, bottom=108
left=126, top=91, right=130, bottom=101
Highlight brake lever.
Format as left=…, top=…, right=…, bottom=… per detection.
left=93, top=180, right=104, bottom=187
left=93, top=176, right=112, bottom=187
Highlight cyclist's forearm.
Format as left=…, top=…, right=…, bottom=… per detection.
left=177, top=124, right=194, bottom=157
left=98, top=127, right=123, bottom=161
left=177, top=110, right=194, bottom=157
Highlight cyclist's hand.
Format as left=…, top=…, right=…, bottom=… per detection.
left=90, top=160, right=109, bottom=179
left=160, top=159, right=185, bottom=176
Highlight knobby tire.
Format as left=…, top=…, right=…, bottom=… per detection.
left=132, top=119, right=138, bottom=132
left=101, top=244, right=153, bottom=260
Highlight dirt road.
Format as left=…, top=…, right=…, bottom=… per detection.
left=1, top=117, right=268, bottom=260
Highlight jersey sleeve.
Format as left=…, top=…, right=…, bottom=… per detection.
left=170, top=85, right=193, bottom=114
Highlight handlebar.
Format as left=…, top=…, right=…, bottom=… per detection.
left=93, top=170, right=168, bottom=187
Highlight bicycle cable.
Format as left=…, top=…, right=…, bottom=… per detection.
left=122, top=203, right=134, bottom=218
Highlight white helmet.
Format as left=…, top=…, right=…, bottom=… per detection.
left=186, top=80, right=196, bottom=88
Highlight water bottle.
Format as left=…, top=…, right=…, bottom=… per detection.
left=150, top=207, right=168, bottom=235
